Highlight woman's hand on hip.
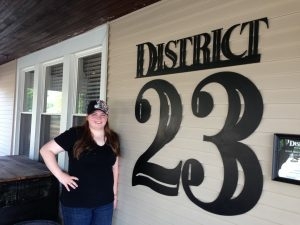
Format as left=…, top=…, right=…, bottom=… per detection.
left=58, top=171, right=79, bottom=192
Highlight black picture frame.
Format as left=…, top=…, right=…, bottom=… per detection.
left=272, top=133, right=300, bottom=185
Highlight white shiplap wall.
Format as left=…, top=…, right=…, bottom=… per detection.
left=0, top=60, right=16, bottom=156
left=108, top=0, right=300, bottom=225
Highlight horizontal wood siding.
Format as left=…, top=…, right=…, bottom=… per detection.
left=108, top=0, right=300, bottom=224
left=0, top=60, right=16, bottom=156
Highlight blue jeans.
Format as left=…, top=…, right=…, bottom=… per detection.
left=61, top=202, right=113, bottom=225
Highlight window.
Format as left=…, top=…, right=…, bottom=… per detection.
left=40, top=63, right=63, bottom=148
left=19, top=70, right=34, bottom=156
left=23, top=71, right=34, bottom=112
left=73, top=53, right=102, bottom=126
left=14, top=24, right=108, bottom=167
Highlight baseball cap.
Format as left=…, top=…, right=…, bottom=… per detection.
left=87, top=100, right=109, bottom=115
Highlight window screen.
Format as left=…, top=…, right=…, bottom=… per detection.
left=76, top=53, right=101, bottom=114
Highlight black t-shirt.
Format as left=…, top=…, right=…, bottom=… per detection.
left=54, top=127, right=116, bottom=207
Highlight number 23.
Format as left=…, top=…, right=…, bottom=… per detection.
left=132, top=71, right=263, bottom=215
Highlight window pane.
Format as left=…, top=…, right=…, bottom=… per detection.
left=19, top=113, right=32, bottom=156
left=76, top=53, right=101, bottom=114
left=73, top=115, right=86, bottom=127
left=23, top=71, right=34, bottom=112
left=44, top=63, right=63, bottom=113
left=40, top=115, right=61, bottom=148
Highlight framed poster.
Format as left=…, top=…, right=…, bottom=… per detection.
left=272, top=133, right=300, bottom=184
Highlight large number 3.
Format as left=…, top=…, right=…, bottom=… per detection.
left=132, top=72, right=263, bottom=215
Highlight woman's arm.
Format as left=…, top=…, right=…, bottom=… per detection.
left=40, top=139, right=78, bottom=191
left=113, top=156, right=119, bottom=209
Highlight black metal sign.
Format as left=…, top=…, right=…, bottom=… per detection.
left=272, top=133, right=300, bottom=185
left=136, top=17, right=269, bottom=78
left=132, top=17, right=269, bottom=216
left=133, top=72, right=263, bottom=215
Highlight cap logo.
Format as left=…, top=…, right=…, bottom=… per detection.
left=94, top=100, right=108, bottom=114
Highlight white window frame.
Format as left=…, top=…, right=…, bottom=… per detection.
left=38, top=58, right=64, bottom=153
left=14, top=66, right=35, bottom=157
left=13, top=24, right=108, bottom=169
left=73, top=47, right=103, bottom=116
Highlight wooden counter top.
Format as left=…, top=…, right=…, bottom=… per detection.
left=0, top=155, right=51, bottom=182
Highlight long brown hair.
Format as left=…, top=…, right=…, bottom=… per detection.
left=73, top=120, right=120, bottom=159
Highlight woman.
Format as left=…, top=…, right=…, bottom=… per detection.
left=40, top=100, right=120, bottom=225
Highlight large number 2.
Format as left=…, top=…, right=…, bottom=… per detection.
left=132, top=79, right=183, bottom=196
left=132, top=72, right=264, bottom=215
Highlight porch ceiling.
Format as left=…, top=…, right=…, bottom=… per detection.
left=0, top=0, right=160, bottom=66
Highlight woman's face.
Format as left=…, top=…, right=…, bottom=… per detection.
left=87, top=110, right=108, bottom=129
